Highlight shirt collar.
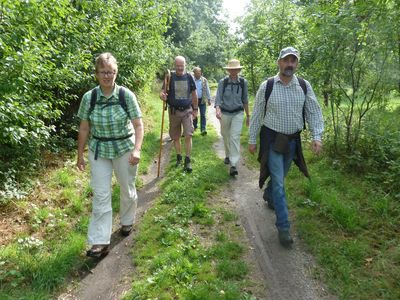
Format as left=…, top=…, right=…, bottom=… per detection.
left=275, top=74, right=297, bottom=86
left=98, top=84, right=119, bottom=99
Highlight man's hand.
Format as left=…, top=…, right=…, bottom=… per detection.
left=216, top=106, right=222, bottom=120
left=192, top=109, right=198, bottom=118
left=248, top=144, right=257, bottom=154
left=159, top=91, right=167, bottom=101
left=207, top=100, right=211, bottom=106
left=311, top=140, right=322, bottom=154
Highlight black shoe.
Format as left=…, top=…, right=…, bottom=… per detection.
left=184, top=156, right=192, bottom=173
left=86, top=245, right=109, bottom=258
left=224, top=157, right=230, bottom=165
left=121, top=225, right=133, bottom=237
left=201, top=131, right=207, bottom=136
left=267, top=201, right=275, bottom=210
left=229, top=166, right=238, bottom=177
left=176, top=154, right=182, bottom=167
left=278, top=230, right=293, bottom=248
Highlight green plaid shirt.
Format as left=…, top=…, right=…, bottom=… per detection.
left=77, top=84, right=142, bottom=159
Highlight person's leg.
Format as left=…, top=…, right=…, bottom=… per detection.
left=268, top=139, right=296, bottom=230
left=228, top=112, right=244, bottom=168
left=199, top=103, right=207, bottom=133
left=181, top=109, right=194, bottom=171
left=87, top=151, right=113, bottom=246
left=220, top=113, right=232, bottom=160
left=113, top=151, right=138, bottom=230
left=169, top=110, right=183, bottom=164
left=193, top=116, right=198, bottom=130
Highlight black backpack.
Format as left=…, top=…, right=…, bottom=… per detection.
left=264, top=77, right=307, bottom=129
left=222, top=76, right=245, bottom=101
left=88, top=86, right=131, bottom=119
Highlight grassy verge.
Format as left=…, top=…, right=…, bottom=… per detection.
left=123, top=115, right=260, bottom=299
left=0, top=90, right=164, bottom=299
left=241, top=93, right=400, bottom=299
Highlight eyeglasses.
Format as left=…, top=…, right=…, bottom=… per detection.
left=98, top=71, right=116, bottom=77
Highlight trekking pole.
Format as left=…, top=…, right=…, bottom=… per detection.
left=157, top=69, right=170, bottom=177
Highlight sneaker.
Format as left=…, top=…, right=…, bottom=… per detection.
left=201, top=131, right=207, bottom=136
left=229, top=166, right=238, bottom=177
left=176, top=154, right=182, bottom=167
left=121, top=225, right=133, bottom=237
left=184, top=156, right=192, bottom=173
left=278, top=230, right=293, bottom=248
left=224, top=157, right=230, bottom=165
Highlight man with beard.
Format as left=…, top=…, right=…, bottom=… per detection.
left=248, top=47, right=324, bottom=248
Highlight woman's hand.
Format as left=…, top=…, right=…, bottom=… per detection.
left=77, top=156, right=86, bottom=171
left=129, top=149, right=141, bottom=166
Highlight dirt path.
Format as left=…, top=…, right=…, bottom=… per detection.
left=208, top=107, right=336, bottom=300
left=58, top=139, right=173, bottom=300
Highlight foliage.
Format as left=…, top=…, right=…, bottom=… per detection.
left=165, top=0, right=230, bottom=80
left=0, top=0, right=176, bottom=201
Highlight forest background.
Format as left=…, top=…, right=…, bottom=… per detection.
left=0, top=0, right=399, bottom=298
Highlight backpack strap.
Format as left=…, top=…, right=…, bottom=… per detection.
left=263, top=77, right=274, bottom=117
left=297, top=77, right=307, bottom=130
left=118, top=86, right=131, bottom=120
left=89, top=87, right=97, bottom=116
left=222, top=77, right=229, bottom=97
left=239, top=76, right=245, bottom=101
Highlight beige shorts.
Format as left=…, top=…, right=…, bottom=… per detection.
left=168, top=107, right=194, bottom=140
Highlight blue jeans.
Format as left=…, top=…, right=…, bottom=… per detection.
left=193, top=103, right=207, bottom=132
left=264, top=139, right=296, bottom=230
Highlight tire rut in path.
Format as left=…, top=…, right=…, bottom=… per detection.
left=209, top=107, right=335, bottom=300
left=58, top=139, right=173, bottom=300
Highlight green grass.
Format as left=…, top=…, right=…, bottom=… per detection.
left=124, top=124, right=257, bottom=299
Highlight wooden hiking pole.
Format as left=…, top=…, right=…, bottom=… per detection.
left=157, top=69, right=170, bottom=177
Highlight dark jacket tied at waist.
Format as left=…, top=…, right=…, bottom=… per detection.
left=257, top=126, right=310, bottom=189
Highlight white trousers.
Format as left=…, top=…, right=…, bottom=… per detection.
left=220, top=112, right=244, bottom=167
left=87, top=150, right=138, bottom=245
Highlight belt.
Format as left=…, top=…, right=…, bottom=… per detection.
left=92, top=134, right=133, bottom=160
left=170, top=105, right=191, bottom=113
left=220, top=107, right=244, bottom=113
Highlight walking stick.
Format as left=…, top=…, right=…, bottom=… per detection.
left=157, top=69, right=170, bottom=177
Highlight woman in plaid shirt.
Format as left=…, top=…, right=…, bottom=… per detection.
left=76, top=53, right=144, bottom=258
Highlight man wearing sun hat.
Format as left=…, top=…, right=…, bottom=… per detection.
left=248, top=47, right=324, bottom=248
left=215, top=59, right=250, bottom=177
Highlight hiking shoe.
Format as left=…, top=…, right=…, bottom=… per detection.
left=229, top=166, right=238, bottom=177
left=176, top=154, right=182, bottom=167
left=121, top=225, right=133, bottom=237
left=267, top=201, right=275, bottom=210
left=278, top=230, right=293, bottom=248
left=224, top=157, right=230, bottom=165
left=184, top=156, right=192, bottom=173
left=86, top=245, right=109, bottom=258
left=201, top=131, right=207, bottom=136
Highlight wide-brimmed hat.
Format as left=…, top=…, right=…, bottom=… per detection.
left=224, top=59, right=243, bottom=70
left=278, top=47, right=300, bottom=60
